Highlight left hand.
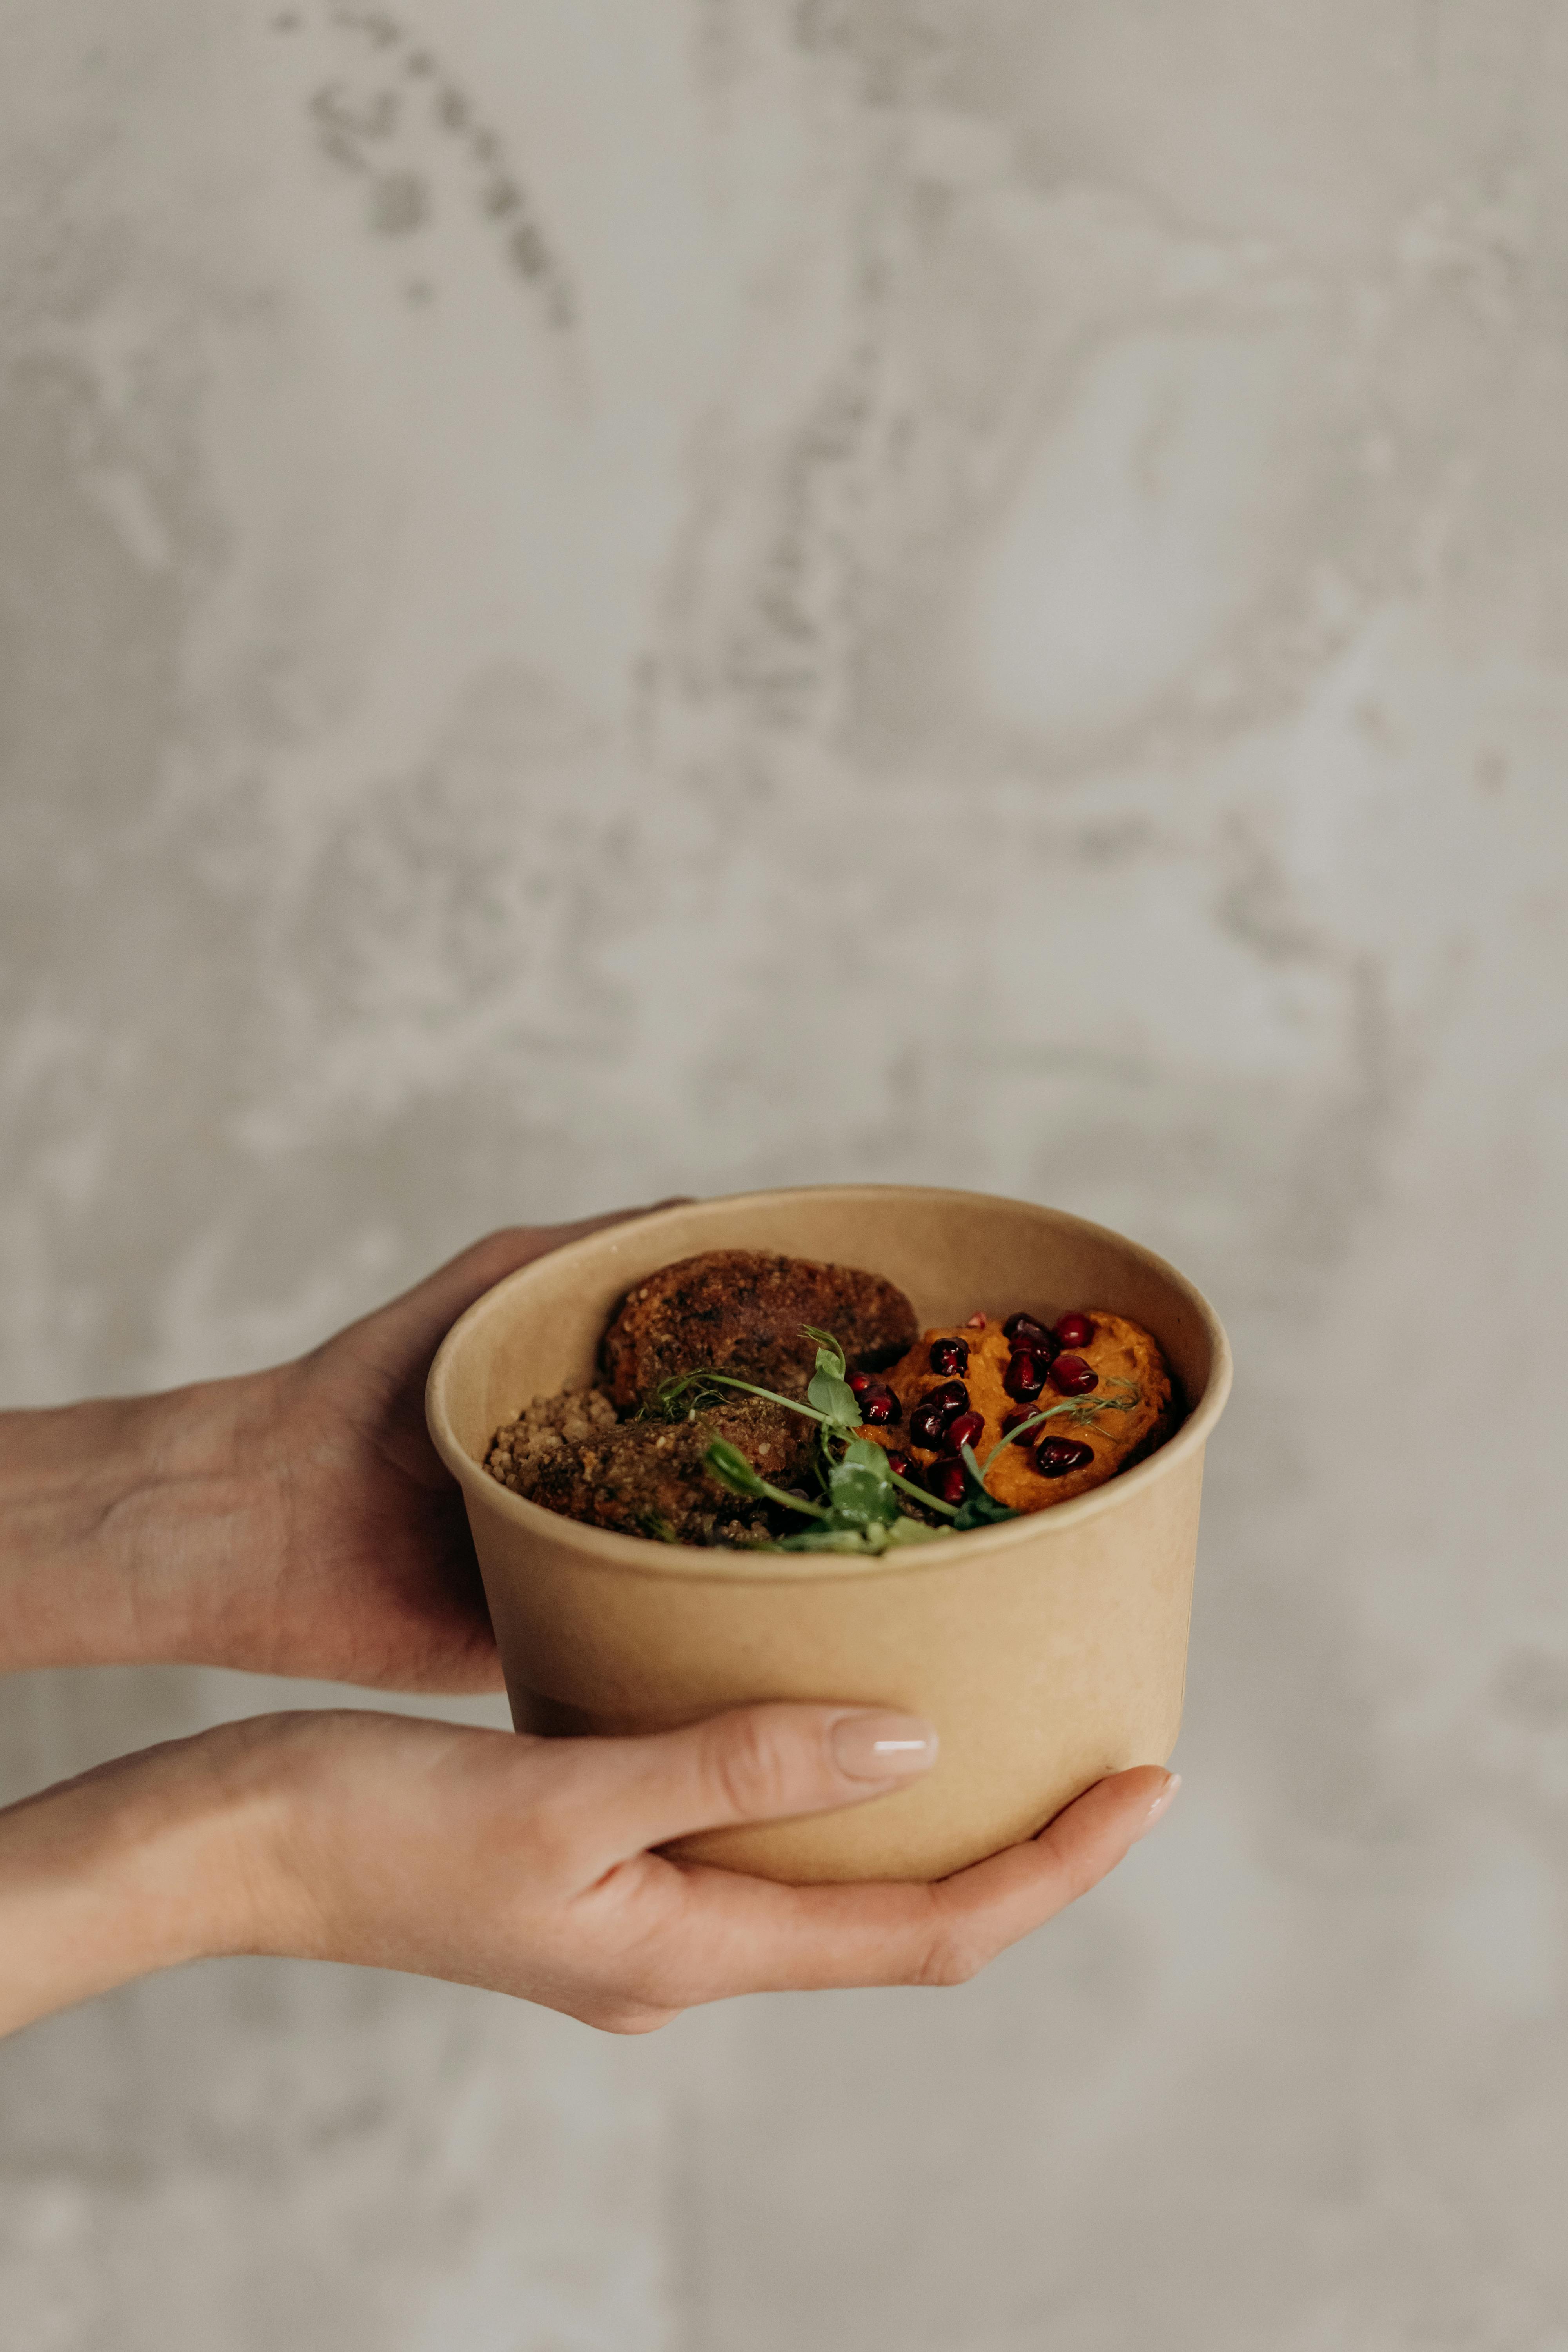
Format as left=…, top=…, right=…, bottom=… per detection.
left=216, top=1212, right=669, bottom=1690
left=0, top=1210, right=665, bottom=1689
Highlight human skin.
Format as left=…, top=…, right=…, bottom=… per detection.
left=0, top=1215, right=1179, bottom=2040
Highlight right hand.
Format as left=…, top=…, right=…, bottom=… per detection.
left=218, top=1704, right=1179, bottom=2029
left=0, top=1703, right=1179, bottom=2037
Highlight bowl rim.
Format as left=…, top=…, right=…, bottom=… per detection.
left=425, top=1184, right=1233, bottom=1584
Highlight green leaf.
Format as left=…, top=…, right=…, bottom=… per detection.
left=800, top=1325, right=847, bottom=1379
left=949, top=1489, right=1022, bottom=1531
left=646, top=1369, right=724, bottom=1419
left=701, top=1438, right=769, bottom=1499
left=809, top=1370, right=860, bottom=1428
left=881, top=1514, right=942, bottom=1547
left=886, top=1463, right=960, bottom=1519
left=773, top=1523, right=883, bottom=1554
left=702, top=1440, right=829, bottom=1519
left=802, top=1325, right=861, bottom=1430
left=945, top=1443, right=1023, bottom=1531
left=826, top=1437, right=900, bottom=1529
left=772, top=1512, right=941, bottom=1555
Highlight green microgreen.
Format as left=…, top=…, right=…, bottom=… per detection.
left=950, top=1444, right=1024, bottom=1530
left=674, top=1328, right=1128, bottom=1552
left=702, top=1439, right=831, bottom=1520
left=650, top=1367, right=829, bottom=1425
left=826, top=1436, right=903, bottom=1529
left=801, top=1326, right=861, bottom=1432
left=976, top=1376, right=1142, bottom=1481
left=771, top=1514, right=942, bottom=1556
left=884, top=1463, right=959, bottom=1518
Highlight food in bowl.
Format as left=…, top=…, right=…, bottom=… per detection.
left=869, top=1306, right=1176, bottom=1511
left=484, top=1249, right=1179, bottom=1552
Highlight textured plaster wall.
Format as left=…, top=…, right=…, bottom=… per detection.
left=2, top=5, right=1566, bottom=2347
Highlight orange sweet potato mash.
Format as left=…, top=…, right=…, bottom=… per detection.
left=865, top=1312, right=1176, bottom=1511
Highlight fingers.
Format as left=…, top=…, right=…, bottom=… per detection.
left=443, top=1201, right=695, bottom=1309
left=643, top=1764, right=1179, bottom=2001
left=354, top=1203, right=695, bottom=1368
left=399, top=1209, right=675, bottom=1342
left=918, top=1764, right=1179, bottom=1968
left=549, top=1704, right=940, bottom=1873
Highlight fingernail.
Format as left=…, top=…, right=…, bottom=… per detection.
left=1134, top=1772, right=1181, bottom=1839
left=830, top=1711, right=939, bottom=1782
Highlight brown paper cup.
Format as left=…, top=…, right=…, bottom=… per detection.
left=426, top=1186, right=1231, bottom=1884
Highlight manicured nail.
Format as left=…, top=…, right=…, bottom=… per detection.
left=830, top=1711, right=939, bottom=1781
left=1134, top=1772, right=1181, bottom=1838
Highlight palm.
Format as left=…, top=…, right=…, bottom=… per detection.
left=271, top=1343, right=501, bottom=1692
left=253, top=1218, right=641, bottom=1692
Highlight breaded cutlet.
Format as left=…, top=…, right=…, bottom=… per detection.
left=488, top=1392, right=816, bottom=1546
left=601, top=1249, right=918, bottom=1412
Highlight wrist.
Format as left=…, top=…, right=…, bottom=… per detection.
left=0, top=1372, right=289, bottom=1672
left=0, top=1719, right=290, bottom=2037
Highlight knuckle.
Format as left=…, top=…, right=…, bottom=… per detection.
left=619, top=1929, right=724, bottom=2020
left=591, top=2002, right=677, bottom=2038
left=702, top=1711, right=801, bottom=1820
left=911, top=1920, right=987, bottom=1989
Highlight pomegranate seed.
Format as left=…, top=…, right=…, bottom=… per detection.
left=1034, top=1436, right=1095, bottom=1478
left=927, top=1379, right=970, bottom=1415
left=924, top=1456, right=969, bottom=1506
left=857, top=1383, right=901, bottom=1426
left=885, top=1450, right=912, bottom=1479
left=929, top=1336, right=969, bottom=1376
left=1003, top=1311, right=1053, bottom=1349
left=964, top=1311, right=987, bottom=1329
left=909, top=1400, right=951, bottom=1449
left=946, top=1410, right=985, bottom=1452
left=1053, top=1311, right=1094, bottom=1350
left=1002, top=1406, right=1042, bottom=1447
left=1002, top=1351, right=1046, bottom=1401
left=1050, top=1354, right=1098, bottom=1395
left=847, top=1370, right=873, bottom=1396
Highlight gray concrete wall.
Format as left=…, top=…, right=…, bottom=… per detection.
left=3, top=5, right=1566, bottom=2345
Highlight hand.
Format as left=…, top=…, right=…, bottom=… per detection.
left=243, top=1708, right=1180, bottom=2025
left=232, top=1212, right=666, bottom=1691
left=0, top=1210, right=666, bottom=1688
left=0, top=1703, right=1180, bottom=2038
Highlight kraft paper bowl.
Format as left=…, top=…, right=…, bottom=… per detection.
left=426, top=1186, right=1231, bottom=1884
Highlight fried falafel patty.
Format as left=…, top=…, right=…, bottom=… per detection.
left=486, top=1390, right=816, bottom=1546
left=601, top=1248, right=918, bottom=1412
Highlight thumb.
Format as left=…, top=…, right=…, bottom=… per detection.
left=392, top=1206, right=686, bottom=1346
left=336, top=1202, right=696, bottom=1378
left=574, top=1704, right=940, bottom=1868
